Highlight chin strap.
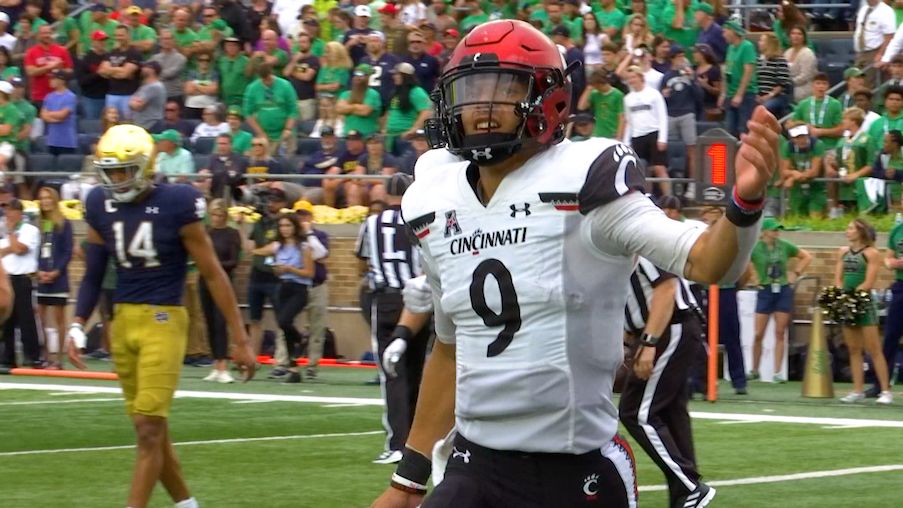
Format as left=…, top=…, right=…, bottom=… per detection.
left=455, top=132, right=523, bottom=165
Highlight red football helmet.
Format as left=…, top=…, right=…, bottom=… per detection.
left=426, top=20, right=574, bottom=164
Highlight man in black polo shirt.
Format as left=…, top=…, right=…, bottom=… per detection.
left=98, top=24, right=143, bottom=120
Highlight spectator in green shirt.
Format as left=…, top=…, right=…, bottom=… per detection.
left=594, top=0, right=626, bottom=42
left=749, top=217, right=811, bottom=383
left=50, top=0, right=79, bottom=54
left=314, top=41, right=353, bottom=137
left=78, top=4, right=118, bottom=56
left=0, top=47, right=20, bottom=81
left=15, top=0, right=48, bottom=36
left=867, top=86, right=903, bottom=162
left=722, top=20, right=758, bottom=137
left=122, top=5, right=156, bottom=55
left=781, top=124, right=827, bottom=217
left=197, top=9, right=235, bottom=56
left=661, top=0, right=699, bottom=54
left=9, top=77, right=34, bottom=154
left=827, top=107, right=873, bottom=214
left=226, top=106, right=254, bottom=155
left=217, top=37, right=253, bottom=108
left=243, top=63, right=300, bottom=157
left=171, top=7, right=200, bottom=59
left=384, top=62, right=432, bottom=153
left=336, top=63, right=382, bottom=137
left=153, top=129, right=196, bottom=182
left=0, top=81, right=24, bottom=196
left=251, top=29, right=290, bottom=77
left=577, top=71, right=624, bottom=139
left=791, top=73, right=844, bottom=150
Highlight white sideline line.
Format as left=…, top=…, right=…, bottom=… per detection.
left=0, top=430, right=383, bottom=457
left=0, top=397, right=122, bottom=406
left=0, top=382, right=383, bottom=406
left=3, top=382, right=903, bottom=428
left=638, top=465, right=903, bottom=492
left=322, top=403, right=369, bottom=408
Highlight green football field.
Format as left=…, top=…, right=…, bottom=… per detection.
left=2, top=362, right=902, bottom=508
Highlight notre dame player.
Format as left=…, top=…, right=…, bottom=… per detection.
left=65, top=124, right=257, bottom=508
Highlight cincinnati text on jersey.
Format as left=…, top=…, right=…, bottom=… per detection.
left=449, top=226, right=527, bottom=256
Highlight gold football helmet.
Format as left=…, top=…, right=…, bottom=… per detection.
left=94, top=124, right=156, bottom=202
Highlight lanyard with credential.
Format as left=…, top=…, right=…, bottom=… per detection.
left=809, top=97, right=829, bottom=126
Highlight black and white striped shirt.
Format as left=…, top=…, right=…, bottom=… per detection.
left=757, top=56, right=791, bottom=96
left=624, top=257, right=698, bottom=335
left=355, top=207, right=421, bottom=290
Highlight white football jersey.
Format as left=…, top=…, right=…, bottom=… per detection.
left=403, top=137, right=711, bottom=454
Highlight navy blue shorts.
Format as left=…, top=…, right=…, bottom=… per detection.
left=755, top=285, right=794, bottom=314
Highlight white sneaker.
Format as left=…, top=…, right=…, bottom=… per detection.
left=683, top=182, right=696, bottom=200
left=877, top=391, right=894, bottom=405
left=202, top=370, right=219, bottom=382
left=840, top=391, right=865, bottom=403
left=372, top=450, right=403, bottom=464
left=216, top=370, right=235, bottom=384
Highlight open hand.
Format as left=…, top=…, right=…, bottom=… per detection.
left=736, top=106, right=782, bottom=200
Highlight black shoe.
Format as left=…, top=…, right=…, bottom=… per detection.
left=365, top=376, right=380, bottom=385
left=735, top=387, right=748, bottom=395
left=864, top=386, right=881, bottom=398
left=268, top=367, right=289, bottom=379
left=282, top=371, right=303, bottom=384
left=305, top=367, right=317, bottom=380
left=676, top=483, right=716, bottom=508
left=193, top=357, right=214, bottom=367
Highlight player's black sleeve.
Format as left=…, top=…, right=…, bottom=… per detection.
left=578, top=144, right=647, bottom=216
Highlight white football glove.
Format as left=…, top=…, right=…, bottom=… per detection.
left=402, top=275, right=433, bottom=314
left=382, top=338, right=407, bottom=378
left=431, top=428, right=457, bottom=486
left=67, top=323, right=87, bottom=349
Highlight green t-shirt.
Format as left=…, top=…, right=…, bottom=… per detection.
left=0, top=102, right=24, bottom=146
left=1, top=66, right=20, bottom=80
left=725, top=39, right=759, bottom=97
left=751, top=238, right=800, bottom=286
left=243, top=77, right=300, bottom=140
left=231, top=129, right=253, bottom=154
left=54, top=17, right=79, bottom=46
left=660, top=2, right=699, bottom=51
left=888, top=221, right=903, bottom=281
left=311, top=38, right=325, bottom=58
left=589, top=87, right=624, bottom=138
left=338, top=88, right=382, bottom=137
left=867, top=113, right=903, bottom=162
left=172, top=27, right=199, bottom=51
left=594, top=6, right=627, bottom=39
left=253, top=49, right=289, bottom=76
left=835, top=131, right=870, bottom=173
left=129, top=24, right=158, bottom=53
left=461, top=13, right=490, bottom=33
left=791, top=96, right=843, bottom=149
left=11, top=99, right=35, bottom=151
left=487, top=3, right=518, bottom=22
left=217, top=54, right=251, bottom=106
left=78, top=17, right=119, bottom=54
left=780, top=137, right=826, bottom=171
left=316, top=66, right=350, bottom=95
left=386, top=86, right=431, bottom=135
left=896, top=7, right=903, bottom=27
left=197, top=23, right=235, bottom=42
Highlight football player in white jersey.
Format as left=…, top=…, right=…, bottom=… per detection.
left=371, top=20, right=781, bottom=508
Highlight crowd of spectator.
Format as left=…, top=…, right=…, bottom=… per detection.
left=0, top=0, right=900, bottom=215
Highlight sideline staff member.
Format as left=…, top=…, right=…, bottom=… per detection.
left=0, top=199, right=40, bottom=367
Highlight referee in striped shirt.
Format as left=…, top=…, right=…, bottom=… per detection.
left=356, top=173, right=430, bottom=465
left=619, top=257, right=715, bottom=508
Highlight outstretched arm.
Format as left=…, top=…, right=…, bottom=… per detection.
left=67, top=227, right=108, bottom=369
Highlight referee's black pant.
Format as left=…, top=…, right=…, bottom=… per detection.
left=619, top=316, right=702, bottom=508
left=1, top=275, right=41, bottom=367
left=371, top=290, right=429, bottom=452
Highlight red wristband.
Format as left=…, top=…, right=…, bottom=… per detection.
left=732, top=187, right=764, bottom=211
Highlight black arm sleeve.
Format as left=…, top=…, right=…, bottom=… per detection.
left=578, top=143, right=647, bottom=215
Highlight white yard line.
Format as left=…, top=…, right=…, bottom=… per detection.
left=638, top=465, right=903, bottom=492
left=3, top=382, right=903, bottom=428
left=0, top=397, right=122, bottom=406
left=0, top=430, right=384, bottom=458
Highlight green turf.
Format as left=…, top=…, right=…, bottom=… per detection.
left=1, top=365, right=902, bottom=507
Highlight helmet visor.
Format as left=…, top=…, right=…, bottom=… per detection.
left=444, top=69, right=533, bottom=112
left=443, top=69, right=533, bottom=146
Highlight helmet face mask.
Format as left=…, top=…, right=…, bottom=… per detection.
left=96, top=159, right=150, bottom=202
left=430, top=20, right=572, bottom=165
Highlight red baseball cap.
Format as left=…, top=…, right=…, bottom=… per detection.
left=91, top=30, right=109, bottom=41
left=378, top=3, right=399, bottom=15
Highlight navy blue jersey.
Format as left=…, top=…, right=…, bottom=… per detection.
left=84, top=184, right=206, bottom=306
left=361, top=53, right=401, bottom=111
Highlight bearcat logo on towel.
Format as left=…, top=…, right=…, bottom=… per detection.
left=538, top=192, right=579, bottom=211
